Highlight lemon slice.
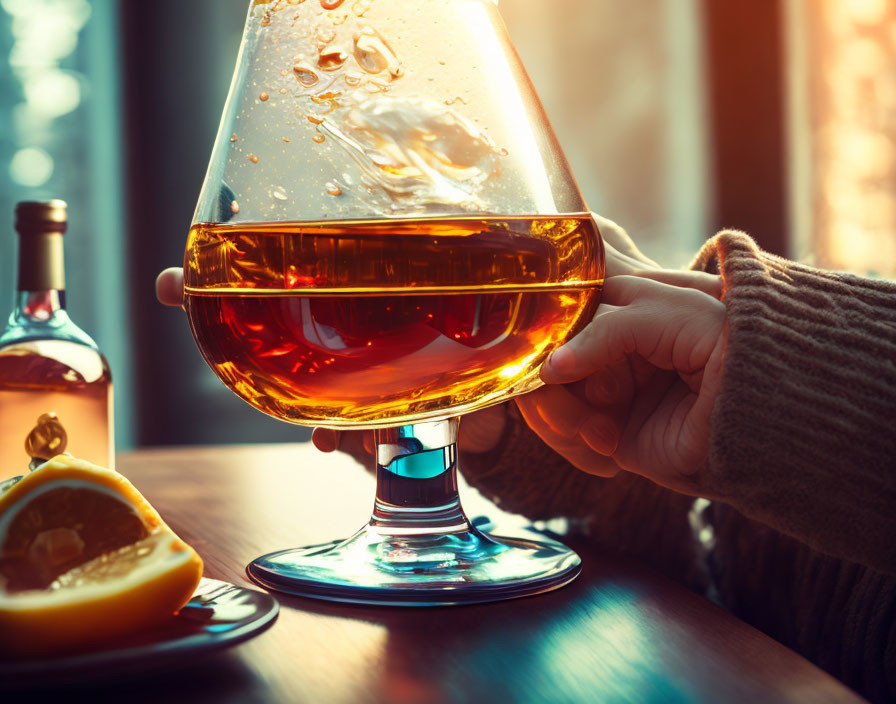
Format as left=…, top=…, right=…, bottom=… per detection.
left=0, top=456, right=203, bottom=658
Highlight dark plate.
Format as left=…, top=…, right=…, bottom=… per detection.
left=0, top=578, right=279, bottom=688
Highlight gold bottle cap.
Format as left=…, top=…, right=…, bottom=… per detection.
left=15, top=200, right=68, bottom=234
left=15, top=200, right=67, bottom=291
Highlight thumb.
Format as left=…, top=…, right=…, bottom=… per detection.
left=541, top=276, right=725, bottom=385
left=156, top=268, right=185, bottom=307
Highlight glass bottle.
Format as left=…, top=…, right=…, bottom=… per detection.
left=0, top=201, right=114, bottom=474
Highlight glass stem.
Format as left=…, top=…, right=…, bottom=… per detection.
left=371, top=418, right=471, bottom=537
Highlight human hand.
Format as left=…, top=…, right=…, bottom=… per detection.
left=155, top=219, right=725, bottom=493
left=530, top=275, right=726, bottom=494
left=595, top=214, right=721, bottom=299
left=303, top=216, right=677, bottom=468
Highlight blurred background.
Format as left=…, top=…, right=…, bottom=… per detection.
left=0, top=0, right=893, bottom=451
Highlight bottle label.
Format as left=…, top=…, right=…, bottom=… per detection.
left=25, top=412, right=69, bottom=470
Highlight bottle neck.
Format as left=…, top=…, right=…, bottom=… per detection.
left=17, top=230, right=66, bottom=293
left=13, top=289, right=66, bottom=322
left=10, top=229, right=68, bottom=326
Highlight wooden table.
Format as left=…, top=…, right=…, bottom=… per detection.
left=26, top=444, right=865, bottom=703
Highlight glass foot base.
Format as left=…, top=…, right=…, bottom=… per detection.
left=246, top=524, right=581, bottom=606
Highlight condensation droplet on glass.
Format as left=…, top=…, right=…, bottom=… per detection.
left=272, top=187, right=288, bottom=201
left=294, top=63, right=320, bottom=87
left=248, top=154, right=260, bottom=163
left=231, top=133, right=238, bottom=143
left=326, top=182, right=343, bottom=196
left=316, top=24, right=336, bottom=45
left=354, top=27, right=403, bottom=78
left=307, top=114, right=324, bottom=125
left=260, top=92, right=270, bottom=102
left=231, top=200, right=240, bottom=214
left=311, top=92, right=342, bottom=112
left=283, top=137, right=292, bottom=143
left=444, top=96, right=467, bottom=106
left=500, top=148, right=509, bottom=156
left=312, top=134, right=326, bottom=143
left=313, top=90, right=340, bottom=102
left=280, top=87, right=288, bottom=94
left=318, top=45, right=350, bottom=71
left=320, top=0, right=344, bottom=9
left=344, top=71, right=363, bottom=87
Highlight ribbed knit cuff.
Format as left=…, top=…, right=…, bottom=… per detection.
left=691, top=231, right=896, bottom=575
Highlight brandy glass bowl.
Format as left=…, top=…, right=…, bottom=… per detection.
left=184, top=0, right=605, bottom=605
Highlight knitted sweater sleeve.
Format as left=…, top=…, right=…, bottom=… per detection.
left=691, top=231, right=896, bottom=576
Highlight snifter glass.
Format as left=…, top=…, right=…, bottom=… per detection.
left=184, top=0, right=605, bottom=605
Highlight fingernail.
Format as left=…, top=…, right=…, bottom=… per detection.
left=543, top=347, right=569, bottom=379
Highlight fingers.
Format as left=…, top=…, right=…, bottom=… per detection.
left=591, top=213, right=660, bottom=269
left=534, top=383, right=624, bottom=457
left=599, top=275, right=660, bottom=306
left=342, top=430, right=375, bottom=459
left=604, top=244, right=654, bottom=279
left=527, top=387, right=624, bottom=460
left=540, top=302, right=628, bottom=384
left=630, top=269, right=723, bottom=299
left=311, top=428, right=339, bottom=453
left=156, top=268, right=185, bottom=307
left=517, top=394, right=620, bottom=478
left=532, top=385, right=593, bottom=439
left=311, top=428, right=374, bottom=469
left=579, top=357, right=634, bottom=408
left=542, top=276, right=725, bottom=385
left=603, top=249, right=723, bottom=298
left=589, top=212, right=723, bottom=299
left=590, top=212, right=722, bottom=298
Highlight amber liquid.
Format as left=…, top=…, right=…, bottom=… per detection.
left=0, top=340, right=113, bottom=472
left=184, top=215, right=603, bottom=428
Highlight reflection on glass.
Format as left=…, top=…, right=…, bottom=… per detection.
left=184, top=0, right=605, bottom=605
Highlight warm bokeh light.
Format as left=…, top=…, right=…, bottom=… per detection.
left=792, top=0, right=896, bottom=276
left=9, top=147, right=54, bottom=187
